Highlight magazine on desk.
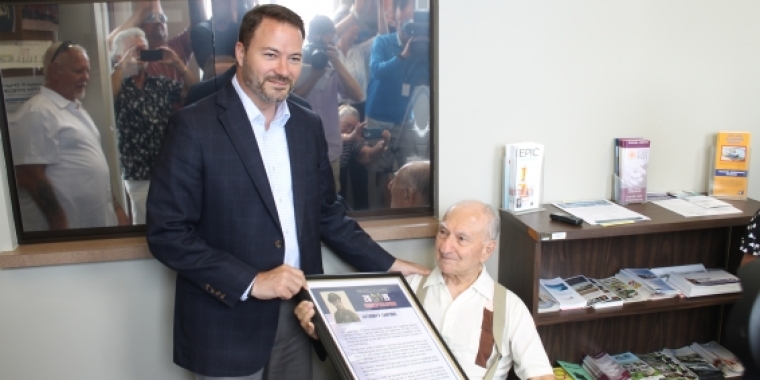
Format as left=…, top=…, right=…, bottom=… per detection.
left=553, top=199, right=650, bottom=226
left=638, top=351, right=697, bottom=380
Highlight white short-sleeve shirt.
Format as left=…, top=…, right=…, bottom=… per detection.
left=406, top=267, right=554, bottom=380
left=8, top=87, right=117, bottom=231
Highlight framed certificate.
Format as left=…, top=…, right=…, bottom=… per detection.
left=300, top=272, right=468, bottom=380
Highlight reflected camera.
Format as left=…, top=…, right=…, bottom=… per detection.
left=402, top=10, right=430, bottom=56
left=139, top=49, right=163, bottom=62
left=303, top=41, right=329, bottom=70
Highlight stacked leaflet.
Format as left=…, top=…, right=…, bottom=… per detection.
left=557, top=360, right=595, bottom=380
left=565, top=275, right=624, bottom=309
left=690, top=341, right=744, bottom=377
left=598, top=276, right=647, bottom=303
left=583, top=352, right=632, bottom=380
left=619, top=268, right=680, bottom=299
left=638, top=351, right=697, bottom=380
left=611, top=352, right=663, bottom=380
left=667, top=269, right=741, bottom=298
left=539, top=278, right=587, bottom=310
left=537, top=285, right=560, bottom=313
left=663, top=346, right=725, bottom=380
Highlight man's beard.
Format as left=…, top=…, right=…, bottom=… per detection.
left=242, top=58, right=293, bottom=104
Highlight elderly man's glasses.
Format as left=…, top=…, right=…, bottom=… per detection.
left=142, top=12, right=168, bottom=23
left=50, top=41, right=76, bottom=64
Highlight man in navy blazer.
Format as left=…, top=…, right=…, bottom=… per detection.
left=146, top=4, right=428, bottom=379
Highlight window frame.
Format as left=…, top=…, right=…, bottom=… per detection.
left=0, top=0, right=438, bottom=245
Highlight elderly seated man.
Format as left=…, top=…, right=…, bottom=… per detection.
left=295, top=200, right=554, bottom=380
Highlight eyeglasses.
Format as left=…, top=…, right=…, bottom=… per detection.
left=142, top=12, right=168, bottom=23
left=50, top=41, right=76, bottom=64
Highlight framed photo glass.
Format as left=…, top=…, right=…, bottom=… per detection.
left=301, top=272, right=467, bottom=380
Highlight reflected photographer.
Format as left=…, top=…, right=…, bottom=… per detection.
left=111, top=28, right=197, bottom=224
left=365, top=0, right=430, bottom=207
left=294, top=15, right=364, bottom=193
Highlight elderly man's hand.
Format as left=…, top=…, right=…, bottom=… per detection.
left=295, top=300, right=319, bottom=340
left=388, top=259, right=431, bottom=276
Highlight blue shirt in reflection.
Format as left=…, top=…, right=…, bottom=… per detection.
left=365, top=32, right=430, bottom=124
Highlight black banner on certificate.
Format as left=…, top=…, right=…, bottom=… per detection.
left=300, top=273, right=468, bottom=380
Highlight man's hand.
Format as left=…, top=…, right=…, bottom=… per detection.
left=388, top=259, right=430, bottom=276
left=345, top=121, right=367, bottom=142
left=295, top=300, right=319, bottom=340
left=325, top=45, right=341, bottom=66
left=251, top=264, right=307, bottom=300
left=157, top=46, right=182, bottom=70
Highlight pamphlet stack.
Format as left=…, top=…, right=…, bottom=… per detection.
left=709, top=131, right=751, bottom=199
left=503, top=142, right=544, bottom=213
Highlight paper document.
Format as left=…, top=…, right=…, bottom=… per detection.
left=553, top=199, right=650, bottom=225
left=652, top=198, right=741, bottom=217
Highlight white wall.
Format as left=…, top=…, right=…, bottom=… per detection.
left=2, top=1, right=760, bottom=378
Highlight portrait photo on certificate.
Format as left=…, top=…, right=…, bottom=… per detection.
left=300, top=273, right=467, bottom=380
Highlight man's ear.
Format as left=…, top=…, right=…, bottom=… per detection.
left=234, top=42, right=246, bottom=68
left=480, top=239, right=496, bottom=263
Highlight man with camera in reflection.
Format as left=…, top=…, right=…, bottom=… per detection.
left=107, top=1, right=193, bottom=84
left=9, top=42, right=128, bottom=231
left=365, top=0, right=430, bottom=207
left=111, top=28, right=197, bottom=224
left=293, top=15, right=364, bottom=193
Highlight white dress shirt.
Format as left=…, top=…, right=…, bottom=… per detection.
left=406, top=267, right=554, bottom=380
left=232, top=75, right=300, bottom=300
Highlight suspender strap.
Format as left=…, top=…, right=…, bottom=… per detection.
left=485, top=283, right=507, bottom=380
left=414, top=274, right=508, bottom=380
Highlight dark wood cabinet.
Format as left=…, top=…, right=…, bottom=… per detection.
left=498, top=199, right=760, bottom=363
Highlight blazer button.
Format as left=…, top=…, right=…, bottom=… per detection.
left=274, top=240, right=283, bottom=249
left=205, top=284, right=212, bottom=292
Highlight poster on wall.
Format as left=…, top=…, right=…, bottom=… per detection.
left=2, top=75, right=44, bottom=113
left=21, top=5, right=58, bottom=32
left=0, top=40, right=52, bottom=69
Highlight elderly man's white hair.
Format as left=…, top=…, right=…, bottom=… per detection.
left=442, top=200, right=500, bottom=241
left=111, top=27, right=148, bottom=62
left=42, top=42, right=86, bottom=80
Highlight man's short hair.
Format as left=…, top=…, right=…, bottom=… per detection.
left=238, top=4, right=305, bottom=51
left=443, top=200, right=501, bottom=241
left=327, top=292, right=341, bottom=303
left=42, top=41, right=86, bottom=78
left=338, top=104, right=360, bottom=120
left=307, top=15, right=335, bottom=43
left=395, top=159, right=430, bottom=205
left=112, top=27, right=148, bottom=63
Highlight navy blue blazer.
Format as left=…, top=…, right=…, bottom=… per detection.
left=146, top=79, right=395, bottom=377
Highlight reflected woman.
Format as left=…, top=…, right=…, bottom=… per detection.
left=111, top=28, right=197, bottom=224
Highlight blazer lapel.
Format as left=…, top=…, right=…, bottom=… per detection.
left=284, top=107, right=306, bottom=241
left=216, top=82, right=281, bottom=229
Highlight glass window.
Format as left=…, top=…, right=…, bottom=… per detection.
left=0, top=0, right=435, bottom=243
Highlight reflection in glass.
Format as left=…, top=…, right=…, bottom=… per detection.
left=1, top=0, right=432, bottom=240
left=8, top=42, right=127, bottom=231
